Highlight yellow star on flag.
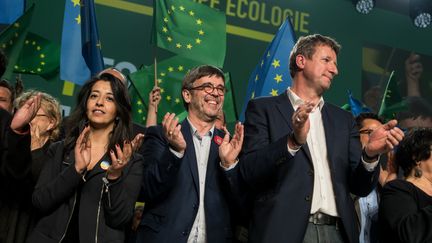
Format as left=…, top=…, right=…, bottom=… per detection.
left=186, top=44, right=192, bottom=49
left=138, top=109, right=143, bottom=114
left=274, top=74, right=283, bottom=83
left=72, top=0, right=80, bottom=7
left=271, top=59, right=280, bottom=68
left=160, top=72, right=166, bottom=77
left=178, top=65, right=184, bottom=71
left=168, top=67, right=174, bottom=72
left=175, top=98, right=180, bottom=104
left=160, top=88, right=165, bottom=93
left=137, top=100, right=142, bottom=105
left=270, top=89, right=278, bottom=96
left=196, top=19, right=203, bottom=25
left=166, top=96, right=172, bottom=101
left=167, top=36, right=172, bottom=42
left=195, top=38, right=201, bottom=44
left=189, top=10, right=195, bottom=16
left=179, top=6, right=185, bottom=11
left=198, top=30, right=204, bottom=35
left=171, top=5, right=175, bottom=11
left=164, top=17, right=168, bottom=23
left=40, top=54, right=45, bottom=58
left=175, top=43, right=182, bottom=48
left=162, top=27, right=168, bottom=33
left=75, top=14, right=81, bottom=24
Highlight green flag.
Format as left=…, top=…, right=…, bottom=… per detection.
left=378, top=71, right=408, bottom=119
left=130, top=83, right=147, bottom=125
left=13, top=32, right=60, bottom=78
left=129, top=55, right=237, bottom=125
left=153, top=0, right=226, bottom=67
left=0, top=4, right=34, bottom=79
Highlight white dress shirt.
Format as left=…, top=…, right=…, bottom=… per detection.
left=287, top=88, right=378, bottom=216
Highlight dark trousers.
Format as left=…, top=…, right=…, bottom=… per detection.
left=303, top=222, right=346, bottom=243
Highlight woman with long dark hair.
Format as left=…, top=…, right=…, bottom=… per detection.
left=27, top=73, right=143, bottom=243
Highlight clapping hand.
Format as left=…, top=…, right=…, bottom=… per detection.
left=74, top=126, right=91, bottom=174
left=219, top=122, right=244, bottom=168
left=108, top=140, right=133, bottom=180
left=11, top=94, right=41, bottom=133
left=162, top=112, right=186, bottom=154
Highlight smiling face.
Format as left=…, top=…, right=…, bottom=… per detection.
left=86, top=80, right=117, bottom=129
left=299, top=44, right=338, bottom=95
left=182, top=75, right=225, bottom=123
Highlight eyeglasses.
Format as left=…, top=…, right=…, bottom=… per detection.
left=35, top=114, right=48, bottom=118
left=359, top=129, right=374, bottom=135
left=189, top=83, right=226, bottom=96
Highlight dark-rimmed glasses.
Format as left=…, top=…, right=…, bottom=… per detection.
left=189, top=83, right=226, bottom=96
left=359, top=129, right=374, bottom=136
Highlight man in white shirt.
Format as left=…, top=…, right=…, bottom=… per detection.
left=223, top=34, right=404, bottom=243
left=137, top=65, right=243, bottom=243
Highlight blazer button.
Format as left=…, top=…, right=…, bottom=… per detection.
left=305, top=195, right=311, bottom=201
left=308, top=170, right=314, bottom=176
left=193, top=204, right=197, bottom=209
left=182, top=231, right=188, bottom=236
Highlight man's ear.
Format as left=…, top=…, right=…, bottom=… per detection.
left=296, top=54, right=306, bottom=69
left=182, top=89, right=191, bottom=104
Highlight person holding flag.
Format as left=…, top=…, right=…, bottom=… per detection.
left=223, top=34, right=404, bottom=243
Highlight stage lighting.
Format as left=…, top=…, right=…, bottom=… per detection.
left=353, top=0, right=375, bottom=14
left=410, top=0, right=432, bottom=28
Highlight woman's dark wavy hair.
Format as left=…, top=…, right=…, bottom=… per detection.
left=63, top=73, right=132, bottom=157
left=395, top=128, right=432, bottom=177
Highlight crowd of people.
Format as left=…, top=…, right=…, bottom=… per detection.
left=0, top=33, right=431, bottom=243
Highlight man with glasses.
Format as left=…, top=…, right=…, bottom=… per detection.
left=354, top=112, right=396, bottom=243
left=136, top=65, right=244, bottom=243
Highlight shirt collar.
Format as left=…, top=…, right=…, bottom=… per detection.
left=187, top=117, right=214, bottom=139
left=286, top=87, right=325, bottom=111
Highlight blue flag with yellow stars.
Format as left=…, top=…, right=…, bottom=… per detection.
left=239, top=18, right=296, bottom=121
left=60, top=0, right=104, bottom=85
left=0, top=0, right=25, bottom=24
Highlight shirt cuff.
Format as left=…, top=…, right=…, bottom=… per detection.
left=361, top=156, right=380, bottom=172
left=220, top=159, right=239, bottom=171
left=287, top=144, right=300, bottom=156
left=169, top=147, right=184, bottom=158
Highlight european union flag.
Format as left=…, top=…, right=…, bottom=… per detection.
left=347, top=90, right=371, bottom=117
left=0, top=0, right=25, bottom=24
left=60, top=0, right=104, bottom=85
left=239, top=18, right=296, bottom=121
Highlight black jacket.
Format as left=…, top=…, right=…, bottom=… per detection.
left=27, top=141, right=144, bottom=243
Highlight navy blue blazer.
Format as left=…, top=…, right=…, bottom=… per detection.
left=137, top=120, right=233, bottom=243
left=226, top=93, right=379, bottom=243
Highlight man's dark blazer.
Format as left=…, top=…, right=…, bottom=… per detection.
left=137, top=120, right=233, bottom=243
left=226, top=93, right=379, bottom=243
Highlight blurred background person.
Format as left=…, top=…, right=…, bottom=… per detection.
left=379, top=128, right=432, bottom=243
left=0, top=91, right=62, bottom=243
left=15, top=91, right=62, bottom=179
left=396, top=96, right=432, bottom=130
left=27, top=73, right=144, bottom=243
left=0, top=79, right=14, bottom=114
left=0, top=95, right=41, bottom=243
left=145, top=86, right=161, bottom=128
left=354, top=112, right=398, bottom=243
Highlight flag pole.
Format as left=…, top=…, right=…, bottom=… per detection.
left=153, top=48, right=158, bottom=113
